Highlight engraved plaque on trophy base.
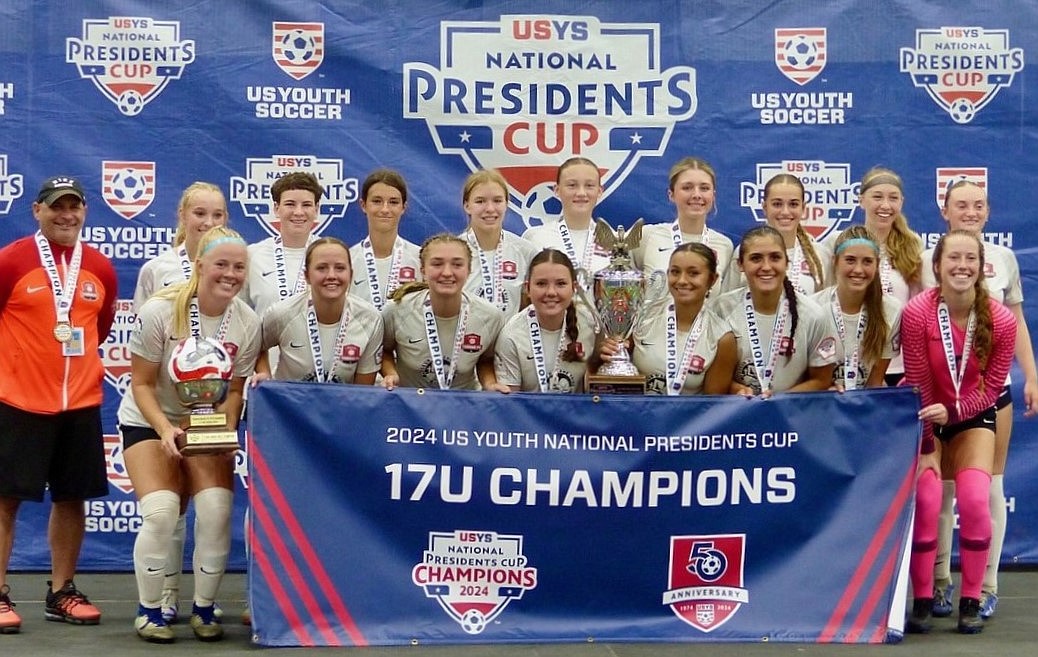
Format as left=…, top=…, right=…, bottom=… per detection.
left=177, top=412, right=239, bottom=455
left=586, top=373, right=647, bottom=395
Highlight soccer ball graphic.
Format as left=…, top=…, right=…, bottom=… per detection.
left=783, top=35, right=818, bottom=69
left=459, top=609, right=487, bottom=634
left=519, top=182, right=563, bottom=230
left=168, top=336, right=233, bottom=383
left=948, top=97, right=977, bottom=124
left=280, top=29, right=316, bottom=63
left=110, top=169, right=146, bottom=204
left=116, top=90, right=145, bottom=116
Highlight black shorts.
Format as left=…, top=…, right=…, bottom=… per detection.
left=934, top=406, right=997, bottom=443
left=995, top=385, right=1012, bottom=411
left=120, top=424, right=161, bottom=451
left=0, top=401, right=108, bottom=502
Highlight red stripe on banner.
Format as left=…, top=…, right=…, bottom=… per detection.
left=252, top=532, right=317, bottom=646
left=251, top=443, right=368, bottom=646
left=818, top=461, right=916, bottom=642
left=845, top=538, right=902, bottom=642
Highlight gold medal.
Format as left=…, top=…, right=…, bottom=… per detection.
left=53, top=322, right=73, bottom=343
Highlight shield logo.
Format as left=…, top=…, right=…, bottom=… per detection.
left=663, top=534, right=748, bottom=632
left=935, top=167, right=987, bottom=209
left=272, top=22, right=324, bottom=80
left=775, top=28, right=827, bottom=86
left=102, top=161, right=156, bottom=220
left=741, top=161, right=859, bottom=242
left=104, top=434, right=134, bottom=495
left=462, top=333, right=482, bottom=352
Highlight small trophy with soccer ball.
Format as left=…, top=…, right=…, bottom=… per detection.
left=168, top=336, right=239, bottom=455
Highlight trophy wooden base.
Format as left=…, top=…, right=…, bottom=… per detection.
left=178, top=429, right=240, bottom=456
left=586, top=373, right=646, bottom=395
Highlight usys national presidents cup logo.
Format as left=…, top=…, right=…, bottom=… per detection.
left=403, top=14, right=697, bottom=230
left=740, top=161, right=859, bottom=241
left=412, top=529, right=537, bottom=634
left=664, top=534, right=748, bottom=632
left=66, top=16, right=196, bottom=116
left=899, top=27, right=1024, bottom=124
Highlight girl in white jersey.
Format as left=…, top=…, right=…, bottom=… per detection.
left=118, top=227, right=260, bottom=643
left=923, top=181, right=1038, bottom=620
left=381, top=234, right=505, bottom=391
left=726, top=174, right=827, bottom=295
left=349, top=169, right=421, bottom=312
left=254, top=237, right=383, bottom=385
left=812, top=225, right=901, bottom=390
left=634, top=157, right=734, bottom=297
left=715, top=226, right=838, bottom=397
left=494, top=249, right=595, bottom=392
left=460, top=169, right=538, bottom=315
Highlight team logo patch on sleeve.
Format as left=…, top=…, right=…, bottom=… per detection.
left=341, top=343, right=361, bottom=363
left=663, top=534, right=748, bottom=632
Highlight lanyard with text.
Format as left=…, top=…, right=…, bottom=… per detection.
left=937, top=298, right=976, bottom=418
left=744, top=290, right=788, bottom=394
left=527, top=306, right=568, bottom=392
left=557, top=220, right=596, bottom=272
left=423, top=293, right=470, bottom=389
left=831, top=291, right=867, bottom=390
left=789, top=242, right=806, bottom=293
left=671, top=221, right=710, bottom=250
left=188, top=297, right=233, bottom=344
left=467, top=230, right=506, bottom=311
left=362, top=236, right=403, bottom=311
left=273, top=235, right=309, bottom=301
left=879, top=246, right=895, bottom=296
left=307, top=298, right=351, bottom=382
left=34, top=231, right=83, bottom=343
left=176, top=244, right=193, bottom=280
left=666, top=303, right=707, bottom=395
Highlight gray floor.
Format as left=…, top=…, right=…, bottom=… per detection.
left=1, top=571, right=1035, bottom=655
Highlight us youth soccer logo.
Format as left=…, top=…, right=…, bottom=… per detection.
left=740, top=161, right=858, bottom=241
left=900, top=27, right=1024, bottom=124
left=663, top=534, right=748, bottom=632
left=412, top=530, right=538, bottom=634
left=273, top=22, right=324, bottom=80
left=403, top=14, right=697, bottom=230
left=103, top=434, right=134, bottom=495
left=229, top=155, right=359, bottom=238
left=66, top=17, right=196, bottom=116
left=935, top=167, right=987, bottom=208
left=102, top=161, right=155, bottom=220
left=0, top=154, right=24, bottom=215
left=100, top=299, right=137, bottom=397
left=775, top=28, right=826, bottom=85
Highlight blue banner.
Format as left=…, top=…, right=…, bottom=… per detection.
left=246, top=384, right=920, bottom=645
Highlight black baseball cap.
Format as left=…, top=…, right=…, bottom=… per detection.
left=36, top=176, right=86, bottom=206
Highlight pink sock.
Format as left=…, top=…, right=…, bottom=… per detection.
left=910, top=468, right=942, bottom=598
left=956, top=467, right=992, bottom=600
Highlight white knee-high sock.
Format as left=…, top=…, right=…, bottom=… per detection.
left=134, top=490, right=181, bottom=608
left=163, top=514, right=187, bottom=593
left=933, top=479, right=956, bottom=587
left=192, top=487, right=233, bottom=607
left=984, top=474, right=1007, bottom=594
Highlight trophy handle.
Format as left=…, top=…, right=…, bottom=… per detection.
left=574, top=267, right=602, bottom=333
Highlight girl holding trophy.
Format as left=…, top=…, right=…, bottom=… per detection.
left=118, top=227, right=260, bottom=643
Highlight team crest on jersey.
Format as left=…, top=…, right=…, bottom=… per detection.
left=101, top=299, right=136, bottom=396
left=103, top=434, right=134, bottom=495
left=740, top=161, right=858, bottom=241
left=229, top=155, right=359, bottom=238
left=775, top=28, right=826, bottom=85
left=403, top=14, right=697, bottom=230
left=341, top=343, right=361, bottom=363
left=663, top=534, right=748, bottom=632
left=66, top=17, right=195, bottom=116
left=502, top=260, right=518, bottom=279
left=462, top=333, right=483, bottom=352
left=399, top=266, right=416, bottom=283
left=412, top=530, right=538, bottom=634
left=0, top=154, right=24, bottom=215
left=272, top=22, right=324, bottom=80
left=80, top=281, right=99, bottom=301
left=689, top=354, right=705, bottom=375
left=935, top=167, right=987, bottom=208
left=900, top=27, right=1024, bottom=124
left=102, top=161, right=155, bottom=219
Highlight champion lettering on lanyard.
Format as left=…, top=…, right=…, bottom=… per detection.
left=744, top=290, right=788, bottom=394
left=363, top=236, right=402, bottom=311
left=176, top=244, right=193, bottom=280
left=789, top=242, right=806, bottom=293
left=671, top=221, right=710, bottom=250
left=558, top=221, right=596, bottom=272
left=937, top=298, right=976, bottom=418
left=273, top=235, right=309, bottom=301
left=666, top=303, right=707, bottom=395
left=878, top=247, right=895, bottom=296
left=526, top=306, right=568, bottom=392
left=188, top=297, right=233, bottom=344
left=306, top=298, right=351, bottom=382
left=35, top=231, right=83, bottom=344
left=423, top=293, right=470, bottom=389
left=831, top=291, right=867, bottom=390
left=467, top=230, right=507, bottom=311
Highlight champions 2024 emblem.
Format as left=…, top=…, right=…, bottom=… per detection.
left=229, top=155, right=359, bottom=238
left=272, top=22, right=324, bottom=80
left=740, top=161, right=858, bottom=241
left=403, top=14, right=697, bottom=230
left=102, top=161, right=155, bottom=220
left=900, top=27, right=1024, bottom=124
left=0, top=154, right=23, bottom=215
left=66, top=17, right=196, bottom=116
left=935, top=166, right=987, bottom=208
left=412, top=530, right=537, bottom=634
left=775, top=28, right=826, bottom=85
left=663, top=534, right=748, bottom=632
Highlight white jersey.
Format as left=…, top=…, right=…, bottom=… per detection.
left=811, top=288, right=902, bottom=388
left=714, top=287, right=840, bottom=394
left=724, top=241, right=828, bottom=296
left=382, top=290, right=503, bottom=390
left=133, top=246, right=188, bottom=312
left=521, top=219, right=613, bottom=274
left=118, top=296, right=260, bottom=428
left=261, top=291, right=384, bottom=383
left=493, top=304, right=596, bottom=393
left=634, top=221, right=734, bottom=297
left=244, top=237, right=309, bottom=317
left=348, top=237, right=422, bottom=311
left=462, top=229, right=539, bottom=316
left=632, top=303, right=731, bottom=395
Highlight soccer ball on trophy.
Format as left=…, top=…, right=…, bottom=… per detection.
left=280, top=29, right=317, bottom=64
left=782, top=35, right=818, bottom=70
left=168, top=336, right=233, bottom=383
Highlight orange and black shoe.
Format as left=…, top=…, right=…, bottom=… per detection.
left=44, top=580, right=101, bottom=625
left=0, top=585, right=21, bottom=634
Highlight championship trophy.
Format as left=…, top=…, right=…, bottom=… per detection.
left=168, top=336, right=239, bottom=455
left=586, top=218, right=649, bottom=395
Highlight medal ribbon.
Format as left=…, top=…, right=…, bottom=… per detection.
left=558, top=221, right=596, bottom=272
left=273, top=235, right=309, bottom=301
left=666, top=302, right=707, bottom=396
left=831, top=290, right=867, bottom=390
left=362, top=236, right=402, bottom=311
left=527, top=306, right=569, bottom=393
left=34, top=231, right=82, bottom=333
left=307, top=298, right=351, bottom=382
left=423, top=293, right=470, bottom=389
left=188, top=297, right=233, bottom=343
left=176, top=244, right=193, bottom=280
left=937, top=298, right=976, bottom=418
left=744, top=290, right=788, bottom=394
left=467, top=230, right=507, bottom=311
